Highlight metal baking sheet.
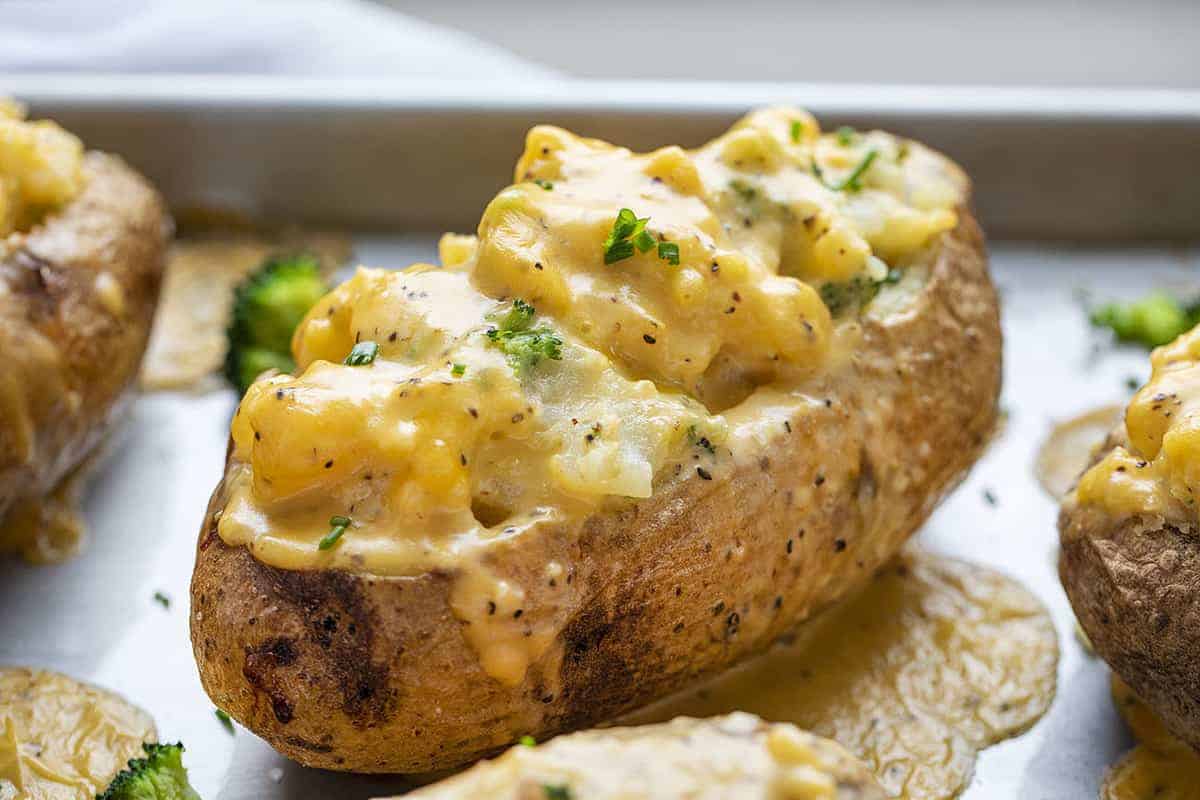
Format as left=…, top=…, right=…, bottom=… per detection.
left=3, top=77, right=1199, bottom=799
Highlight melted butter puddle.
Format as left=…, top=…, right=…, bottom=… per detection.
left=622, top=548, right=1059, bottom=800
left=1103, top=675, right=1200, bottom=799
left=1035, top=405, right=1124, bottom=501
left=0, top=667, right=156, bottom=800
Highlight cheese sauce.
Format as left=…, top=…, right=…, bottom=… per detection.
left=622, top=549, right=1059, bottom=800
left=215, top=107, right=966, bottom=683
left=402, top=713, right=884, bottom=800
left=1075, top=325, right=1200, bottom=519
left=1103, top=675, right=1200, bottom=800
left=0, top=668, right=156, bottom=800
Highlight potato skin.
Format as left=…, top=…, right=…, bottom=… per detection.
left=191, top=209, right=1000, bottom=773
left=1060, top=431, right=1200, bottom=753
left=0, top=153, right=169, bottom=528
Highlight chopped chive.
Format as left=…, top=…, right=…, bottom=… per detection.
left=451, top=363, right=467, bottom=377
left=319, top=516, right=352, bottom=550
left=344, top=340, right=379, bottom=366
left=790, top=120, right=802, bottom=143
left=153, top=591, right=170, bottom=609
left=603, top=208, right=652, bottom=264
left=657, top=241, right=680, bottom=266
left=519, top=735, right=537, bottom=747
left=729, top=179, right=757, bottom=202
left=215, top=709, right=235, bottom=734
left=632, top=229, right=657, bottom=254
left=813, top=149, right=879, bottom=193
left=532, top=178, right=554, bottom=190
left=543, top=786, right=572, bottom=800
left=604, top=238, right=635, bottom=265
left=835, top=126, right=857, bottom=146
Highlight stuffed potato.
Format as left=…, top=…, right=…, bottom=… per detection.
left=191, top=107, right=1001, bottom=772
left=1061, top=323, right=1200, bottom=752
left=399, top=713, right=884, bottom=799
left=0, top=101, right=169, bottom=561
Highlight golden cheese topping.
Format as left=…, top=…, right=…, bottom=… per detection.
left=624, top=549, right=1059, bottom=800
left=0, top=668, right=156, bottom=800
left=1102, top=675, right=1200, bottom=800
left=397, top=713, right=885, bottom=800
left=0, top=99, right=84, bottom=236
left=1075, top=324, right=1200, bottom=518
left=216, top=108, right=965, bottom=682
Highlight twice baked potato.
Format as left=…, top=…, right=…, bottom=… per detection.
left=400, top=713, right=884, bottom=799
left=191, top=107, right=1001, bottom=772
left=1061, top=323, right=1200, bottom=752
left=0, top=101, right=169, bottom=561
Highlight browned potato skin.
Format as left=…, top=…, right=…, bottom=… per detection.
left=1060, top=429, right=1200, bottom=753
left=191, top=209, right=1001, bottom=773
left=0, top=153, right=169, bottom=529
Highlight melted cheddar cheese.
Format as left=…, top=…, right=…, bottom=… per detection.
left=0, top=99, right=84, bottom=236
left=1076, top=324, right=1200, bottom=518
left=216, top=107, right=965, bottom=683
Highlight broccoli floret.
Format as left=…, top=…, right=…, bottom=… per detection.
left=224, top=254, right=329, bottom=394
left=819, top=268, right=901, bottom=316
left=97, top=742, right=200, bottom=800
left=1090, top=291, right=1199, bottom=348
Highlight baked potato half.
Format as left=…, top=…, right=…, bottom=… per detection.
left=0, top=102, right=169, bottom=561
left=191, top=107, right=1001, bottom=772
left=1061, top=324, right=1200, bottom=752
left=399, top=713, right=884, bottom=799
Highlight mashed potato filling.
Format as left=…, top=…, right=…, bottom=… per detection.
left=0, top=100, right=84, bottom=236
left=216, top=107, right=964, bottom=680
left=1076, top=324, right=1200, bottom=518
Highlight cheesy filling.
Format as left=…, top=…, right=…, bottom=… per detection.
left=216, top=107, right=964, bottom=682
left=0, top=99, right=84, bottom=236
left=1076, top=324, right=1200, bottom=518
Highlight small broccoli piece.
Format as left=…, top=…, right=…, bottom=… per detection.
left=486, top=299, right=563, bottom=373
left=819, top=268, right=900, bottom=317
left=224, top=254, right=329, bottom=394
left=97, top=742, right=200, bottom=800
left=1090, top=291, right=1197, bottom=348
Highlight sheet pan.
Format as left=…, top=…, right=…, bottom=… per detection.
left=3, top=76, right=1199, bottom=799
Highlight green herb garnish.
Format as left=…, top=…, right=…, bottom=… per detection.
left=543, top=786, right=572, bottom=800
left=519, top=735, right=537, bottom=747
left=603, top=208, right=680, bottom=267
left=487, top=299, right=564, bottom=372
left=451, top=363, right=467, bottom=377
left=812, top=150, right=879, bottom=193
left=532, top=178, right=554, bottom=190
left=835, top=126, right=858, bottom=146
left=319, top=515, right=352, bottom=550
left=344, top=341, right=379, bottom=366
left=215, top=709, right=235, bottom=734
left=153, top=591, right=171, bottom=609
left=657, top=241, right=680, bottom=266
left=790, top=120, right=803, bottom=143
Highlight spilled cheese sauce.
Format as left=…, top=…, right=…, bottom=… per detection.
left=140, top=231, right=351, bottom=391
left=215, top=107, right=965, bottom=685
left=1035, top=405, right=1124, bottom=500
left=1103, top=675, right=1200, bottom=800
left=401, top=713, right=885, bottom=800
left=0, top=461, right=90, bottom=564
left=0, top=668, right=156, bottom=800
left=623, top=549, right=1059, bottom=800
left=1075, top=324, right=1200, bottom=519
left=0, top=99, right=83, bottom=236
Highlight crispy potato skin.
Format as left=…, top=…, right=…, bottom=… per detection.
left=191, top=209, right=1001, bottom=773
left=0, top=153, right=169, bottom=524
left=1060, top=430, right=1200, bottom=753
